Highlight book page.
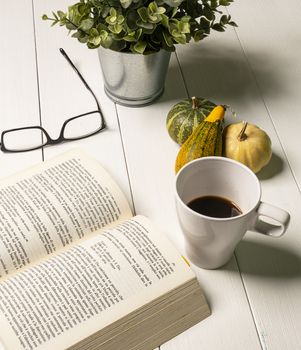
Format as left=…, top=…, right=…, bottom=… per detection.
left=0, top=149, right=132, bottom=278
left=0, top=216, right=195, bottom=350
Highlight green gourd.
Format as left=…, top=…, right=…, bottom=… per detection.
left=175, top=105, right=226, bottom=173
left=166, top=96, right=216, bottom=145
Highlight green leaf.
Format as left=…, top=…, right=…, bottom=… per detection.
left=120, top=0, right=133, bottom=9
left=173, top=33, right=187, bottom=44
left=110, top=40, right=127, bottom=51
left=171, top=7, right=178, bottom=17
left=229, top=21, right=238, bottom=27
left=200, top=17, right=210, bottom=30
left=132, top=41, right=147, bottom=53
left=52, top=11, right=59, bottom=20
left=163, top=0, right=184, bottom=7
left=102, top=6, right=110, bottom=18
left=219, top=0, right=231, bottom=6
left=203, top=7, right=215, bottom=21
left=137, top=8, right=148, bottom=22
left=78, top=35, right=89, bottom=43
left=89, top=28, right=99, bottom=36
left=124, top=35, right=137, bottom=42
left=78, top=4, right=88, bottom=15
left=109, top=8, right=117, bottom=17
left=137, top=20, right=154, bottom=30
left=212, top=23, right=225, bottom=31
left=66, top=22, right=77, bottom=30
left=161, top=14, right=169, bottom=28
left=181, top=15, right=191, bottom=23
left=193, top=30, right=205, bottom=42
left=57, top=11, right=66, bottom=19
left=157, top=7, right=166, bottom=15
left=96, top=23, right=108, bottom=32
left=89, top=35, right=101, bottom=46
left=80, top=18, right=94, bottom=31
left=179, top=21, right=190, bottom=34
left=123, top=28, right=142, bottom=41
left=71, top=31, right=80, bottom=38
left=126, top=10, right=139, bottom=29
left=111, top=23, right=123, bottom=34
left=162, top=30, right=174, bottom=47
left=220, top=15, right=228, bottom=25
left=148, top=2, right=158, bottom=14
left=117, top=15, right=125, bottom=24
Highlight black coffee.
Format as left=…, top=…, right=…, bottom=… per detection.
left=187, top=195, right=242, bottom=218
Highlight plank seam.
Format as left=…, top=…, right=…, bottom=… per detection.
left=115, top=104, right=137, bottom=215
left=175, top=52, right=189, bottom=99
left=234, top=251, right=263, bottom=349
left=31, top=0, right=44, bottom=161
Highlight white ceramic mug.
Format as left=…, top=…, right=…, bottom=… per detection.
left=175, top=157, right=290, bottom=269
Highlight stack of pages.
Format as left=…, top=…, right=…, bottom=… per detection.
left=0, top=149, right=210, bottom=350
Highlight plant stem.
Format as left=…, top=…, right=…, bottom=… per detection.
left=238, top=121, right=248, bottom=141
left=65, top=18, right=90, bottom=36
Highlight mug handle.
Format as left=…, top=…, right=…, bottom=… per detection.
left=251, top=201, right=290, bottom=237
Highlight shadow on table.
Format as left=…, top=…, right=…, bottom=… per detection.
left=257, top=152, right=284, bottom=180
left=231, top=239, right=301, bottom=279
left=162, top=43, right=286, bottom=104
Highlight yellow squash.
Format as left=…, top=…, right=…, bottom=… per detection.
left=175, top=105, right=225, bottom=173
left=223, top=121, right=272, bottom=173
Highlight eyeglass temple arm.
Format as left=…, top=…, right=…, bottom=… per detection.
left=59, top=48, right=101, bottom=112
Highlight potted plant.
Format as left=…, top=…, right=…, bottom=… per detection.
left=43, top=0, right=236, bottom=106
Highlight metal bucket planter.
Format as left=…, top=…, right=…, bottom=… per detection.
left=97, top=47, right=171, bottom=107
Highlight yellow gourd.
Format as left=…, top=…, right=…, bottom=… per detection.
left=175, top=105, right=225, bottom=173
left=223, top=121, right=272, bottom=173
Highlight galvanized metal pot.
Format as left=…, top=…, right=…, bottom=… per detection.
left=97, top=47, right=171, bottom=107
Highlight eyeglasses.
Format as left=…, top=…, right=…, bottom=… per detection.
left=0, top=48, right=106, bottom=153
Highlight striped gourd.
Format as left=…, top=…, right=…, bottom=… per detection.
left=166, top=97, right=216, bottom=145
left=175, top=105, right=226, bottom=173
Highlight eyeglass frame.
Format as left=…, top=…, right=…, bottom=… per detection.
left=0, top=48, right=106, bottom=153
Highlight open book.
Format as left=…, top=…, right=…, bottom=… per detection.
left=0, top=149, right=210, bottom=350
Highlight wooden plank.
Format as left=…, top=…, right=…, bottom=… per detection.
left=0, top=1, right=42, bottom=177
left=116, top=50, right=261, bottom=349
left=229, top=0, right=301, bottom=188
left=171, top=3, right=301, bottom=349
left=33, top=2, right=158, bottom=350
left=32, top=0, right=133, bottom=208
left=227, top=1, right=301, bottom=349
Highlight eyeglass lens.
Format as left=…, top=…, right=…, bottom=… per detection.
left=2, top=112, right=104, bottom=152
left=2, top=128, right=47, bottom=152
left=63, top=112, right=104, bottom=140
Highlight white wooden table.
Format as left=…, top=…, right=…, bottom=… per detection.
left=1, top=1, right=301, bottom=349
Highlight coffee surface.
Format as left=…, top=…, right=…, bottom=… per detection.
left=187, top=195, right=242, bottom=218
